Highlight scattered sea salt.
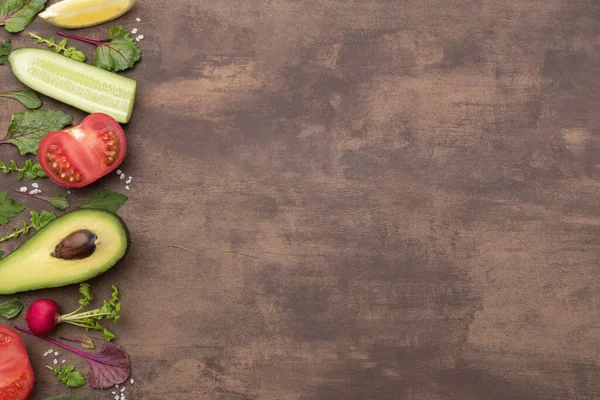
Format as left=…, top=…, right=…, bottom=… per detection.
left=19, top=187, right=27, bottom=193
left=31, top=183, right=38, bottom=188
left=54, top=351, right=58, bottom=356
left=67, top=190, right=71, bottom=194
left=135, top=17, right=141, bottom=22
left=130, top=378, right=134, bottom=384
left=116, top=169, right=122, bottom=175
left=61, top=360, right=66, bottom=364
left=124, top=186, right=130, bottom=191
left=114, top=396, right=119, bottom=400
left=131, top=28, right=138, bottom=34
left=53, top=359, right=58, bottom=365
left=120, top=173, right=125, bottom=179
left=135, top=38, right=140, bottom=42
left=121, top=388, right=126, bottom=392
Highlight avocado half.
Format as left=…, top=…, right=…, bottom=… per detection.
left=0, top=209, right=129, bottom=295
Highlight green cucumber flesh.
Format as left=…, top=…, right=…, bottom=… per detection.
left=9, top=48, right=136, bottom=123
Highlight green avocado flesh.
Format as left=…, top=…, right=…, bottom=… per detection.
left=0, top=209, right=128, bottom=295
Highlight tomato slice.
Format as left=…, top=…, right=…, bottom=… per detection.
left=0, top=326, right=34, bottom=400
left=38, top=113, right=127, bottom=188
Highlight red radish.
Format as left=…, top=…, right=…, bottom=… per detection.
left=25, top=299, right=61, bottom=335
left=23, top=284, right=122, bottom=341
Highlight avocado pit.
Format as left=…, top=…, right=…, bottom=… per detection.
left=52, top=229, right=98, bottom=260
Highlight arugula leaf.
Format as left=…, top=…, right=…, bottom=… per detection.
left=0, top=39, right=10, bottom=64
left=1, top=159, right=47, bottom=180
left=0, top=0, right=46, bottom=33
left=0, top=90, right=42, bottom=109
left=46, top=365, right=86, bottom=388
left=28, top=32, right=86, bottom=62
left=0, top=297, right=22, bottom=319
left=0, top=191, right=25, bottom=224
left=78, top=189, right=127, bottom=213
left=31, top=209, right=56, bottom=230
left=78, top=283, right=93, bottom=306
left=57, top=25, right=141, bottom=72
left=0, top=110, right=73, bottom=155
left=0, top=210, right=56, bottom=243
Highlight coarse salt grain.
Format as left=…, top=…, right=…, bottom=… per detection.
left=31, top=183, right=39, bottom=188
left=114, top=396, right=119, bottom=400
left=135, top=37, right=140, bottom=42
left=138, top=34, right=144, bottom=39
left=54, top=351, right=58, bottom=356
left=53, top=359, right=58, bottom=365
left=131, top=28, right=138, bottom=34
left=67, top=190, right=71, bottom=194
left=19, top=187, right=27, bottom=192
left=125, top=186, right=130, bottom=191
left=61, top=360, right=66, bottom=363
left=130, top=378, right=134, bottom=384
left=121, top=388, right=126, bottom=392
left=120, top=173, right=125, bottom=179
left=135, top=17, right=141, bottom=22
left=116, top=169, right=122, bottom=175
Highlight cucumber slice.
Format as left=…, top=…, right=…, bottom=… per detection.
left=9, top=48, right=136, bottom=123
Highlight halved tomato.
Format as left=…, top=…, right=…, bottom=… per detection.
left=38, top=113, right=127, bottom=188
left=0, top=326, right=34, bottom=400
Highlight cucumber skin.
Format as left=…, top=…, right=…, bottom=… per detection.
left=9, top=48, right=136, bottom=123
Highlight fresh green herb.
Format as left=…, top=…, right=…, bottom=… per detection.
left=0, top=159, right=47, bottom=180
left=14, top=189, right=69, bottom=210
left=56, top=284, right=121, bottom=342
left=0, top=191, right=25, bottom=224
left=57, top=25, right=141, bottom=72
left=0, top=210, right=56, bottom=243
left=78, top=189, right=127, bottom=213
left=0, top=109, right=73, bottom=155
left=0, top=0, right=46, bottom=32
left=0, top=250, right=3, bottom=258
left=0, top=297, right=22, bottom=319
left=0, top=90, right=41, bottom=109
left=0, top=39, right=10, bottom=64
left=28, top=32, right=86, bottom=62
left=46, top=365, right=86, bottom=388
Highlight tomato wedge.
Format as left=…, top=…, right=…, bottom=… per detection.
left=38, top=113, right=127, bottom=188
left=0, top=326, right=34, bottom=400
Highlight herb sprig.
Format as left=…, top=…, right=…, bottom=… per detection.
left=0, top=210, right=56, bottom=243
left=28, top=32, right=86, bottom=62
left=1, top=159, right=46, bottom=181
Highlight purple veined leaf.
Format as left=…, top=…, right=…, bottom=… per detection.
left=15, top=326, right=130, bottom=389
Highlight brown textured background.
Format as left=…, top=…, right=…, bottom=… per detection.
left=2, top=0, right=600, bottom=398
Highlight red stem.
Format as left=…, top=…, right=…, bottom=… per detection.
left=13, top=189, right=48, bottom=202
left=57, top=31, right=107, bottom=46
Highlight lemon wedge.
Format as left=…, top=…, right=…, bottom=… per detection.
left=39, top=0, right=136, bottom=29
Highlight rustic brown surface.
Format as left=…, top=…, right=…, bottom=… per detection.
left=2, top=0, right=600, bottom=398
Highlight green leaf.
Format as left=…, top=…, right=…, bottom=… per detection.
left=0, top=110, right=73, bottom=155
left=30, top=209, right=57, bottom=230
left=78, top=283, right=93, bottom=306
left=0, top=297, right=22, bottom=319
left=78, top=189, right=128, bottom=213
left=0, top=0, right=46, bottom=33
left=81, top=334, right=95, bottom=349
left=93, top=25, right=141, bottom=72
left=0, top=191, right=25, bottom=224
left=46, top=364, right=87, bottom=388
left=0, top=159, right=47, bottom=180
left=0, top=90, right=42, bottom=109
left=0, top=250, right=4, bottom=258
left=0, top=39, right=10, bottom=64
left=49, top=194, right=69, bottom=210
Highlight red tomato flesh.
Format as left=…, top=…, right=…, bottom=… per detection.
left=0, top=326, right=34, bottom=400
left=38, top=113, right=127, bottom=188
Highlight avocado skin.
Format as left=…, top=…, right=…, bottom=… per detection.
left=0, top=209, right=130, bottom=294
